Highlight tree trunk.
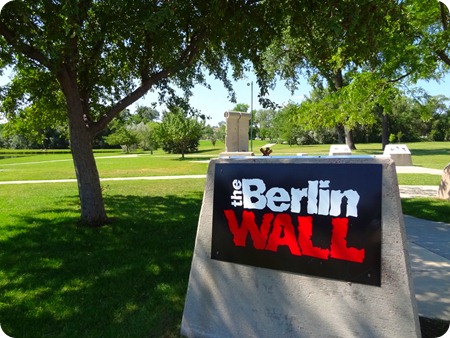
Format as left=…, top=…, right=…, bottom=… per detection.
left=334, top=69, right=356, bottom=150
left=382, top=112, right=389, bottom=150
left=69, top=116, right=108, bottom=226
left=59, top=67, right=108, bottom=226
left=336, top=125, right=345, bottom=143
left=344, top=126, right=356, bottom=150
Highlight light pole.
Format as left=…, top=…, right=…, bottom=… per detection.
left=247, top=81, right=253, bottom=152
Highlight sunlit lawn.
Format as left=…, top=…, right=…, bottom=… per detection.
left=0, top=141, right=449, bottom=336
left=0, top=180, right=204, bottom=337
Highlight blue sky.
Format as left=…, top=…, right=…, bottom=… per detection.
left=132, top=72, right=450, bottom=126
left=1, top=69, right=449, bottom=126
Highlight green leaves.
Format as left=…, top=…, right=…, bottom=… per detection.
left=156, top=107, right=204, bottom=157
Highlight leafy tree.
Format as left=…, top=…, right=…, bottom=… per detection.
left=202, top=124, right=218, bottom=147
left=132, top=106, right=160, bottom=124
left=104, top=126, right=138, bottom=153
left=263, top=1, right=427, bottom=149
left=404, top=0, right=450, bottom=73
left=254, top=108, right=278, bottom=141
left=232, top=103, right=249, bottom=112
left=131, top=121, right=159, bottom=154
left=0, top=0, right=283, bottom=225
left=156, top=107, right=204, bottom=158
left=273, top=103, right=301, bottom=145
left=216, top=122, right=226, bottom=143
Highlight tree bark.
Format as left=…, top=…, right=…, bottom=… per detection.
left=344, top=126, right=356, bottom=150
left=334, top=69, right=356, bottom=150
left=58, top=67, right=108, bottom=226
left=382, top=112, right=389, bottom=150
left=69, top=115, right=108, bottom=226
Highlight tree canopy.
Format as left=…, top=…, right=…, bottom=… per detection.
left=0, top=0, right=284, bottom=225
left=1, top=0, right=449, bottom=225
left=263, top=0, right=449, bottom=148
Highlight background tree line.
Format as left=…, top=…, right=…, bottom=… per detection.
left=251, top=91, right=450, bottom=146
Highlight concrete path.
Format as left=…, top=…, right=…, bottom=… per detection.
left=404, top=215, right=450, bottom=322
left=396, top=165, right=443, bottom=175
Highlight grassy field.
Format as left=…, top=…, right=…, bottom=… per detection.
left=0, top=141, right=449, bottom=337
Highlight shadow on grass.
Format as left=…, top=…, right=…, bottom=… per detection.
left=174, top=156, right=213, bottom=162
left=410, top=148, right=450, bottom=157
left=402, top=198, right=450, bottom=223
left=0, top=192, right=203, bottom=338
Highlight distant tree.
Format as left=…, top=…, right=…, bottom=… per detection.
left=156, top=108, right=204, bottom=158
left=216, top=122, right=226, bottom=143
left=130, top=121, right=159, bottom=154
left=254, top=109, right=278, bottom=141
left=232, top=103, right=249, bottom=112
left=105, top=126, right=138, bottom=153
left=274, top=103, right=304, bottom=145
left=132, top=106, right=160, bottom=124
left=203, top=125, right=218, bottom=147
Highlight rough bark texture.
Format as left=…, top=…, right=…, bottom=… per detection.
left=58, top=67, right=108, bottom=226
left=344, top=127, right=356, bottom=150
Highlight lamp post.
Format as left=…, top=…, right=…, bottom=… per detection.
left=247, top=81, right=253, bottom=151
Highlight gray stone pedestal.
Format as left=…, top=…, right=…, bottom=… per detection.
left=181, top=156, right=420, bottom=338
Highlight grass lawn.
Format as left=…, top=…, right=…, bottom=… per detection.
left=0, top=141, right=449, bottom=336
left=0, top=180, right=204, bottom=337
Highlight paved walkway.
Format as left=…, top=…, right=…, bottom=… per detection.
left=405, top=216, right=450, bottom=322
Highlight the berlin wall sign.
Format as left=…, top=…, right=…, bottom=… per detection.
left=211, top=162, right=382, bottom=286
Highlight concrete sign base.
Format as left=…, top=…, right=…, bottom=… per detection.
left=181, top=157, right=420, bottom=337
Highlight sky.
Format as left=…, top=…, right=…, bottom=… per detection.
left=1, top=68, right=449, bottom=127
left=129, top=72, right=313, bottom=126
left=130, top=72, right=450, bottom=126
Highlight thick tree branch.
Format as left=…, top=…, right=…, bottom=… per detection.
left=92, top=30, right=205, bottom=134
left=91, top=69, right=170, bottom=134
left=436, top=50, right=450, bottom=66
left=0, top=22, right=50, bottom=69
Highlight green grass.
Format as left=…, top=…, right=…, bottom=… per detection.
left=402, top=197, right=450, bottom=223
left=0, top=180, right=205, bottom=337
left=0, top=141, right=449, bottom=336
left=1, top=140, right=449, bottom=182
left=0, top=154, right=210, bottom=181
left=397, top=174, right=441, bottom=186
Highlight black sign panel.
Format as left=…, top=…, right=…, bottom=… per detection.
left=211, top=162, right=382, bottom=286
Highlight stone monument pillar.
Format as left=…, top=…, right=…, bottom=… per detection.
left=221, top=111, right=254, bottom=156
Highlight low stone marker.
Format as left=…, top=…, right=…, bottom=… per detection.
left=220, top=111, right=254, bottom=157
left=383, top=144, right=413, bottom=166
left=181, top=156, right=420, bottom=337
left=438, top=163, right=450, bottom=200
left=329, top=144, right=352, bottom=156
